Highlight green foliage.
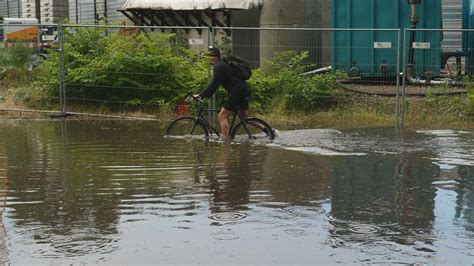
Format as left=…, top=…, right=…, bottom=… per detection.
left=0, top=44, right=32, bottom=69
left=467, top=84, right=474, bottom=114
left=0, top=44, right=35, bottom=86
left=35, top=27, right=208, bottom=107
left=214, top=35, right=232, bottom=57
left=248, top=50, right=346, bottom=112
left=6, top=29, right=345, bottom=113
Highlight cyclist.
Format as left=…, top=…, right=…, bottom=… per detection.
left=194, top=47, right=252, bottom=140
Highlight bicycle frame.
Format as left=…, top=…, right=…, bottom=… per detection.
left=191, top=101, right=248, bottom=138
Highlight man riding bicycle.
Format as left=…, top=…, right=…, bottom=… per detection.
left=194, top=47, right=252, bottom=141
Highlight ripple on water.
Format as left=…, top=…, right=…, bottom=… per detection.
left=208, top=212, right=247, bottom=222
left=454, top=231, right=474, bottom=240
left=211, top=231, right=240, bottom=241
left=284, top=228, right=309, bottom=237
left=359, top=241, right=403, bottom=255
left=347, top=223, right=380, bottom=234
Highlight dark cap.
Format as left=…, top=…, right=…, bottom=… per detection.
left=206, top=47, right=221, bottom=58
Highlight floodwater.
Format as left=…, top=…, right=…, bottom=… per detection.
left=0, top=119, right=473, bottom=264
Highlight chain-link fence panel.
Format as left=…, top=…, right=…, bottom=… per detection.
left=401, top=29, right=472, bottom=126
left=0, top=22, right=60, bottom=113
left=60, top=25, right=209, bottom=117
left=212, top=27, right=401, bottom=123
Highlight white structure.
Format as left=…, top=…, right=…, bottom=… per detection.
left=21, top=0, right=38, bottom=19
left=20, top=0, right=68, bottom=23
left=442, top=0, right=462, bottom=51
left=121, top=0, right=262, bottom=10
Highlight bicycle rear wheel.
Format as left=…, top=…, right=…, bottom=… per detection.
left=231, top=117, right=274, bottom=141
left=165, top=116, right=209, bottom=139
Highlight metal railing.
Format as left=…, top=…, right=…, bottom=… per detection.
left=0, top=24, right=473, bottom=127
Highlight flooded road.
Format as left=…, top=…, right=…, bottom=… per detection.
left=0, top=119, right=473, bottom=264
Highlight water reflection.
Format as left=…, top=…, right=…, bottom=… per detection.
left=456, top=166, right=474, bottom=229
left=0, top=142, right=9, bottom=264
left=206, top=141, right=253, bottom=214
left=0, top=119, right=473, bottom=263
left=329, top=155, right=438, bottom=257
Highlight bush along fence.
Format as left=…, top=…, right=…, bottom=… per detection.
left=0, top=24, right=473, bottom=127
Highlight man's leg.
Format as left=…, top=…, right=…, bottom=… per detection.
left=218, top=107, right=233, bottom=140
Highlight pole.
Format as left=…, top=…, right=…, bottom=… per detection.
left=396, top=29, right=401, bottom=128
left=58, top=24, right=67, bottom=115
left=104, top=0, right=108, bottom=20
left=401, top=29, right=408, bottom=128
left=93, top=0, right=97, bottom=24
left=75, top=0, right=79, bottom=24
left=207, top=26, right=215, bottom=124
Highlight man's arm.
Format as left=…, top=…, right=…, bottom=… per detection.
left=198, top=64, right=225, bottom=99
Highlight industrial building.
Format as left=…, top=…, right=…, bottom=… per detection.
left=0, top=1, right=463, bottom=30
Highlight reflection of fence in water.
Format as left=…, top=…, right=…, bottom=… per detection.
left=0, top=145, right=8, bottom=264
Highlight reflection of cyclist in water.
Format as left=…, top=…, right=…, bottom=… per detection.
left=456, top=166, right=474, bottom=225
left=194, top=47, right=251, bottom=141
left=206, top=142, right=253, bottom=213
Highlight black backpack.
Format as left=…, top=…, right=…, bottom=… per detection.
left=223, top=55, right=252, bottom=80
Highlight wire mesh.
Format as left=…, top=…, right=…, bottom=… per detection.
left=400, top=28, right=473, bottom=126
left=61, top=25, right=209, bottom=116
left=211, top=27, right=401, bottom=116
left=1, top=25, right=473, bottom=128
left=0, top=23, right=60, bottom=112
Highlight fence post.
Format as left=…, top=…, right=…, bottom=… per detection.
left=396, top=29, right=402, bottom=128
left=400, top=29, right=408, bottom=128
left=208, top=26, right=216, bottom=124
left=58, top=24, right=67, bottom=115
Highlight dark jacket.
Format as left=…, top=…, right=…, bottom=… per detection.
left=199, top=60, right=248, bottom=99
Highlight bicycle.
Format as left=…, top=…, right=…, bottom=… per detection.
left=165, top=96, right=275, bottom=141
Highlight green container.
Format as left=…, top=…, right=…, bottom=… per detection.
left=331, top=0, right=442, bottom=78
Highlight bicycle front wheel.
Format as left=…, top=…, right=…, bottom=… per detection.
left=165, top=116, right=209, bottom=139
left=231, top=117, right=274, bottom=142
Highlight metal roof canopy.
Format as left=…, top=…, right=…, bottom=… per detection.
left=119, top=0, right=262, bottom=33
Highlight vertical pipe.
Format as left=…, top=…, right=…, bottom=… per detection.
left=6, top=0, right=9, bottom=17
left=58, top=24, right=67, bottom=114
left=94, top=0, right=97, bottom=24
left=407, top=1, right=420, bottom=75
left=104, top=0, right=108, bottom=19
left=75, top=0, right=79, bottom=24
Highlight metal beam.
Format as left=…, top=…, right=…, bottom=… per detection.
left=119, top=10, right=140, bottom=25
left=142, top=10, right=161, bottom=27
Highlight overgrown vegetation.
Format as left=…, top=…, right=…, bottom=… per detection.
left=0, top=26, right=473, bottom=129
left=0, top=44, right=34, bottom=87
left=463, top=77, right=474, bottom=114
left=35, top=27, right=208, bottom=110
left=248, top=51, right=346, bottom=112
left=1, top=26, right=345, bottom=114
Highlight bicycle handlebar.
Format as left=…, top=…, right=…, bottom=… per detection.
left=186, top=95, right=204, bottom=103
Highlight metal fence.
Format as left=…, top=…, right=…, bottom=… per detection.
left=0, top=24, right=472, bottom=127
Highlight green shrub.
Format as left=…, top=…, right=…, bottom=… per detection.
left=468, top=84, right=474, bottom=114
left=6, top=28, right=345, bottom=113
left=35, top=26, right=208, bottom=107
left=0, top=44, right=35, bottom=86
left=248, top=50, right=346, bottom=112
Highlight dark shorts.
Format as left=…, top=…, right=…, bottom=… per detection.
left=224, top=85, right=251, bottom=111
